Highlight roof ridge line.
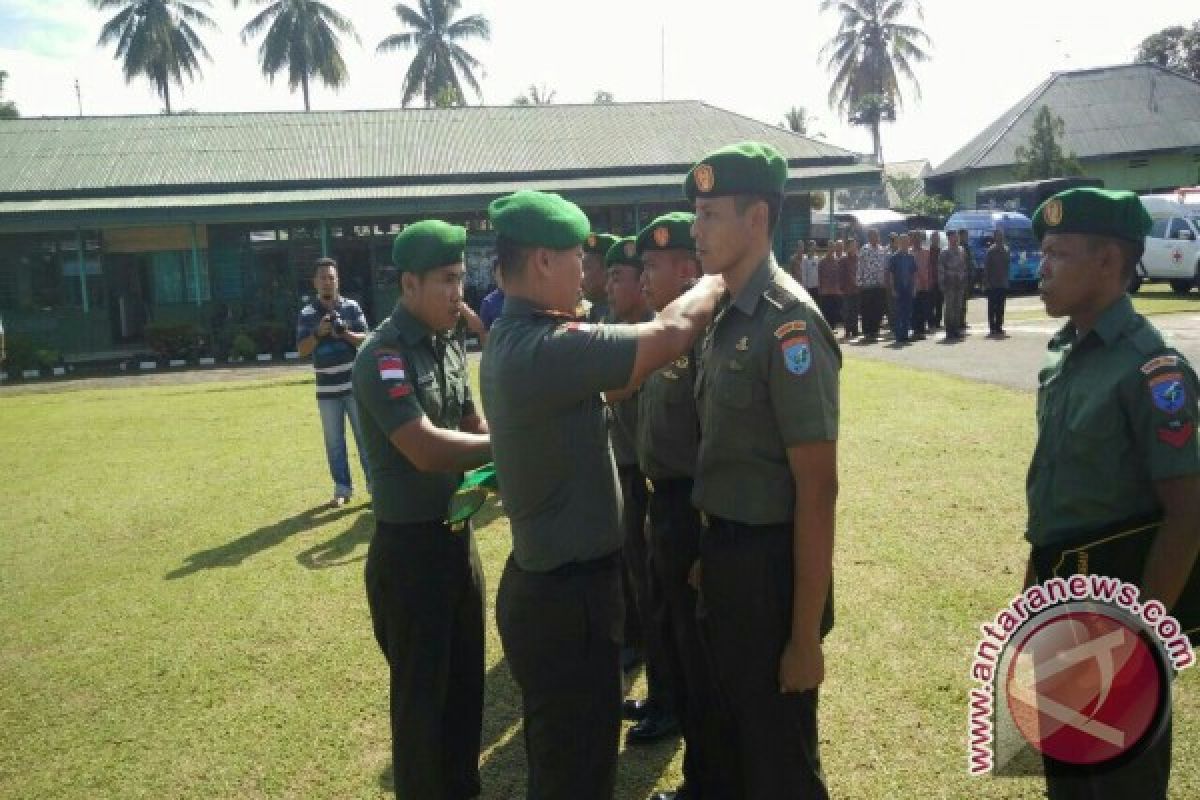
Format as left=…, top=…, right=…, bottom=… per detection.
left=965, top=73, right=1058, bottom=170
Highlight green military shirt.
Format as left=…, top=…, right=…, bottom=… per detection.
left=1026, top=294, right=1200, bottom=546
left=481, top=296, right=640, bottom=572
left=608, top=310, right=654, bottom=468
left=352, top=304, right=475, bottom=525
left=693, top=256, right=841, bottom=524
left=637, top=345, right=701, bottom=480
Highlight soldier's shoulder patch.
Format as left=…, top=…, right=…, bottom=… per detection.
left=780, top=336, right=812, bottom=376
left=1140, top=354, right=1180, bottom=375
left=774, top=320, right=807, bottom=340
left=1157, top=419, right=1195, bottom=448
left=1148, top=372, right=1187, bottom=415
left=377, top=352, right=408, bottom=385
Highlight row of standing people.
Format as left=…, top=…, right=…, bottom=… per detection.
left=788, top=227, right=1015, bottom=344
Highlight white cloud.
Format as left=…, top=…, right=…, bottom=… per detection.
left=0, top=0, right=1192, bottom=166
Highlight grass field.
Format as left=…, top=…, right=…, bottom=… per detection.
left=1, top=360, right=1197, bottom=799
left=1008, top=282, right=1200, bottom=321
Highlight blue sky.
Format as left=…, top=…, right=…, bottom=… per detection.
left=0, top=0, right=1192, bottom=166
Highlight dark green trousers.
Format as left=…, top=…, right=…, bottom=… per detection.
left=497, top=553, right=623, bottom=800
left=364, top=520, right=485, bottom=800
left=699, top=517, right=831, bottom=800
left=646, top=478, right=735, bottom=798
left=617, top=463, right=672, bottom=711
left=1032, top=539, right=1174, bottom=799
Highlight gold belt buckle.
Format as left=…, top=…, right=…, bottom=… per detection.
left=644, top=477, right=655, bottom=494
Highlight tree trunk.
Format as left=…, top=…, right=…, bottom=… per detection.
left=302, top=74, right=311, bottom=112
left=870, top=121, right=883, bottom=165
left=163, top=80, right=172, bottom=115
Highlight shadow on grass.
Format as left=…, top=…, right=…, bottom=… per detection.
left=296, top=513, right=374, bottom=569
left=474, top=656, right=680, bottom=800
left=165, top=503, right=362, bottom=580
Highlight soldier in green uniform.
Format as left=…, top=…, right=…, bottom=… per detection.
left=635, top=211, right=731, bottom=800
left=604, top=236, right=678, bottom=744
left=1025, top=188, right=1200, bottom=799
left=352, top=220, right=493, bottom=800
left=688, top=142, right=839, bottom=799
left=481, top=190, right=723, bottom=800
left=583, top=232, right=618, bottom=322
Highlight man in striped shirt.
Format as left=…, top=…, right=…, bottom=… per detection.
left=297, top=257, right=370, bottom=507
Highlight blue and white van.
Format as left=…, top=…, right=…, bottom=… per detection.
left=944, top=210, right=1042, bottom=290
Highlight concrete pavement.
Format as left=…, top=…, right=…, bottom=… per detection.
left=844, top=296, right=1200, bottom=392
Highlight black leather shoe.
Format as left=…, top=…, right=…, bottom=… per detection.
left=625, top=713, right=680, bottom=745
left=622, top=697, right=650, bottom=721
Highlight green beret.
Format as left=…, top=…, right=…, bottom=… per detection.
left=605, top=236, right=643, bottom=270
left=391, top=219, right=466, bottom=274
left=1033, top=188, right=1151, bottom=245
left=684, top=141, right=788, bottom=202
left=488, top=190, right=590, bottom=249
left=584, top=232, right=620, bottom=256
left=636, top=212, right=696, bottom=254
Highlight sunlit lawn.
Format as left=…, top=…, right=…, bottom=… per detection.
left=1, top=360, right=1196, bottom=798
left=1008, top=281, right=1200, bottom=321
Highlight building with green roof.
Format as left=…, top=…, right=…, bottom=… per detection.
left=926, top=63, right=1200, bottom=209
left=0, top=101, right=879, bottom=363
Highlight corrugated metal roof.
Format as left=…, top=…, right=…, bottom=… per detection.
left=0, top=101, right=858, bottom=197
left=930, top=64, right=1200, bottom=177
left=0, top=164, right=880, bottom=232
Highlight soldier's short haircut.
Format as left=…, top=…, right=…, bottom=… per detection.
left=1083, top=234, right=1143, bottom=287
left=313, top=257, right=338, bottom=275
left=495, top=235, right=533, bottom=280
left=733, top=194, right=781, bottom=235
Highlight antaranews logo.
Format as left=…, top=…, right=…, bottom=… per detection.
left=967, top=574, right=1194, bottom=776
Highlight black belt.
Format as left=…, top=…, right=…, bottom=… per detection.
left=376, top=519, right=450, bottom=536
left=527, top=551, right=621, bottom=578
left=644, top=476, right=693, bottom=495
left=705, top=514, right=791, bottom=537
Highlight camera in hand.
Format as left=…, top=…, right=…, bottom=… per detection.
left=324, top=310, right=347, bottom=336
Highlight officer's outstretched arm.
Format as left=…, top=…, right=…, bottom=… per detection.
left=623, top=274, right=723, bottom=389
left=388, top=417, right=491, bottom=474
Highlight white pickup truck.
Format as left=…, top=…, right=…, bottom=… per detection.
left=1138, top=190, right=1200, bottom=295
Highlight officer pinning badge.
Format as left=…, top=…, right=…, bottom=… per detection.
left=1140, top=355, right=1180, bottom=375
left=1149, top=372, right=1187, bottom=414
left=1157, top=420, right=1195, bottom=449
left=735, top=336, right=750, bottom=351
left=1043, top=198, right=1064, bottom=227
left=694, top=164, right=715, bottom=193
left=774, top=320, right=807, bottom=340
left=653, top=226, right=670, bottom=247
left=781, top=336, right=812, bottom=376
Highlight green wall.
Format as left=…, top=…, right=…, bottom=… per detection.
left=945, top=151, right=1200, bottom=208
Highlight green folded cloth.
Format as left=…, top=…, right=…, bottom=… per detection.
left=446, top=463, right=498, bottom=529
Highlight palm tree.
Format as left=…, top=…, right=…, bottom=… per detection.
left=233, top=0, right=359, bottom=111
left=781, top=106, right=812, bottom=134
left=819, top=0, right=931, bottom=164
left=92, top=0, right=218, bottom=114
left=0, top=70, right=18, bottom=119
left=376, top=0, right=490, bottom=108
left=512, top=83, right=555, bottom=106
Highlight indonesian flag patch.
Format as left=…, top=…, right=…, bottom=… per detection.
left=377, top=354, right=406, bottom=382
